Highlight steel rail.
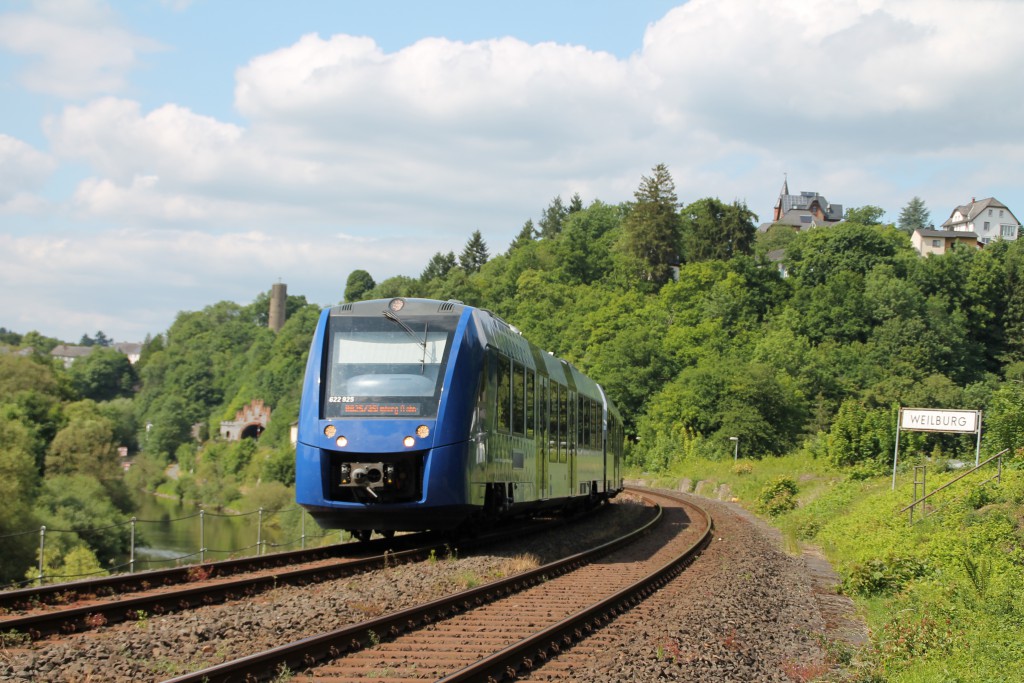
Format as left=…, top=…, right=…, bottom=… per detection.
left=1, top=510, right=592, bottom=639
left=161, top=493, right=687, bottom=683
left=441, top=490, right=712, bottom=682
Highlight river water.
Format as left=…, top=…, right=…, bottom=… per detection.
left=128, top=491, right=339, bottom=570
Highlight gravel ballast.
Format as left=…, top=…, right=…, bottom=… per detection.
left=0, top=491, right=864, bottom=682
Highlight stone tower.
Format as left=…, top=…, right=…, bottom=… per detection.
left=269, top=282, right=287, bottom=332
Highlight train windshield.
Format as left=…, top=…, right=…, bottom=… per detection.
left=323, top=313, right=459, bottom=419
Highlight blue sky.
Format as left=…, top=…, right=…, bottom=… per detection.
left=2, top=0, right=1024, bottom=343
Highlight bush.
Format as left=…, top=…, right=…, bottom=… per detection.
left=757, top=476, right=798, bottom=516
left=842, top=556, right=929, bottom=596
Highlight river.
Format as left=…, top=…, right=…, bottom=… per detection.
left=128, top=491, right=340, bottom=570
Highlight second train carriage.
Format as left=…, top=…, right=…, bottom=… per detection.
left=295, top=297, right=623, bottom=537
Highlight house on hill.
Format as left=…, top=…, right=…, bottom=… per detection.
left=941, top=197, right=1019, bottom=245
left=50, top=344, right=93, bottom=368
left=759, top=177, right=844, bottom=232
left=911, top=228, right=979, bottom=257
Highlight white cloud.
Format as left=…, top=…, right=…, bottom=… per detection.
left=7, top=0, right=1024, bottom=339
left=0, top=0, right=162, bottom=98
left=0, top=226, right=434, bottom=341
left=0, top=134, right=56, bottom=212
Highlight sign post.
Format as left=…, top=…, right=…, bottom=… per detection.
left=892, top=408, right=983, bottom=489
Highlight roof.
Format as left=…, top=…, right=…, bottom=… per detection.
left=942, top=197, right=1019, bottom=228
left=50, top=344, right=94, bottom=358
left=915, top=228, right=979, bottom=239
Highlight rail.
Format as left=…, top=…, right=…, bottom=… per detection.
left=898, top=448, right=1010, bottom=524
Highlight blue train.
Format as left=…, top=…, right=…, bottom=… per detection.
left=295, top=297, right=624, bottom=539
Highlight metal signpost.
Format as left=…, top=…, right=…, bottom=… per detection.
left=891, top=407, right=982, bottom=489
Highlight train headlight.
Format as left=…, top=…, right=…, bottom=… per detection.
left=403, top=436, right=416, bottom=448
left=416, top=425, right=430, bottom=438
left=324, top=425, right=336, bottom=438
left=389, top=298, right=405, bottom=312
left=336, top=436, right=349, bottom=448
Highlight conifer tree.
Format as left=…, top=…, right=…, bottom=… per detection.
left=459, top=230, right=489, bottom=273
left=619, top=163, right=682, bottom=285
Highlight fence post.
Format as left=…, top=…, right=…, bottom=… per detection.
left=257, top=507, right=264, bottom=557
left=130, top=517, right=137, bottom=573
left=37, top=526, right=46, bottom=587
left=199, top=509, right=206, bottom=564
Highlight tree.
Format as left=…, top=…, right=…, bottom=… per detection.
left=459, top=230, right=489, bottom=273
left=898, top=196, right=931, bottom=232
left=679, top=197, right=758, bottom=263
left=538, top=196, right=568, bottom=239
left=618, top=163, right=682, bottom=286
left=568, top=192, right=584, bottom=213
left=421, top=251, right=458, bottom=281
left=344, top=269, right=376, bottom=303
left=844, top=205, right=886, bottom=225
left=508, top=220, right=538, bottom=252
left=67, top=347, right=136, bottom=402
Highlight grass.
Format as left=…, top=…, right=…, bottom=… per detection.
left=630, top=450, right=1024, bottom=682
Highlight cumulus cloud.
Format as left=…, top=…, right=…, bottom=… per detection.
left=0, top=226, right=431, bottom=340
left=0, top=0, right=162, bottom=98
left=642, top=0, right=1024, bottom=152
left=10, top=0, right=1024, bottom=340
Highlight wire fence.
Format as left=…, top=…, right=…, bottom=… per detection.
left=1, top=504, right=347, bottom=588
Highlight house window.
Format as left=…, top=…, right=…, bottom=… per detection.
left=984, top=221, right=990, bottom=231
left=931, top=239, right=942, bottom=248
left=1002, top=224, right=1017, bottom=238
left=1000, top=210, right=1004, bottom=217
left=988, top=209, right=993, bottom=216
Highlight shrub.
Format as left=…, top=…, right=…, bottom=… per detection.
left=757, top=476, right=798, bottom=516
left=842, top=556, right=929, bottom=596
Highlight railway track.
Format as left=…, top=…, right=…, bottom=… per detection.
left=163, top=488, right=710, bottom=683
left=0, top=514, right=585, bottom=641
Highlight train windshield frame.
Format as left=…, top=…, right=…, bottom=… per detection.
left=322, top=312, right=459, bottom=419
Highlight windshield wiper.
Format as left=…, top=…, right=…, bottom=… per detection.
left=382, top=310, right=428, bottom=373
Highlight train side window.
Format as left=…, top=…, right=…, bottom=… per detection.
left=582, top=397, right=590, bottom=448
left=559, top=388, right=569, bottom=463
left=512, top=362, right=525, bottom=435
left=497, top=354, right=511, bottom=433
left=526, top=370, right=535, bottom=439
left=548, top=381, right=558, bottom=462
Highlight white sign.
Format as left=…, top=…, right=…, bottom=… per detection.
left=900, top=408, right=979, bottom=433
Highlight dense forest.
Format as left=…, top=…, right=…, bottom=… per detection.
left=2, top=163, right=1023, bottom=593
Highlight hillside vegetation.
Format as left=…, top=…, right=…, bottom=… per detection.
left=1, top=165, right=1022, bottom=680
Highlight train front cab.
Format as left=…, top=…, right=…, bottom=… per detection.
left=295, top=300, right=482, bottom=533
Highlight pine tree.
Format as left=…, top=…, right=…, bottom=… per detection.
left=420, top=251, right=457, bottom=282
left=619, top=163, right=681, bottom=285
left=508, top=219, right=537, bottom=252
left=898, top=196, right=931, bottom=232
left=538, top=196, right=568, bottom=239
left=459, top=230, right=489, bottom=273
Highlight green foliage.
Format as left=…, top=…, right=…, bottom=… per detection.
left=843, top=556, right=929, bottom=596
left=344, top=269, right=376, bottom=303
left=844, top=205, right=886, bottom=225
left=66, top=347, right=136, bottom=401
left=757, top=476, right=799, bottom=516
left=679, top=197, right=757, bottom=263
left=458, top=230, right=489, bottom=273
left=618, top=163, right=681, bottom=286
left=32, top=474, right=133, bottom=569
left=898, top=196, right=931, bottom=233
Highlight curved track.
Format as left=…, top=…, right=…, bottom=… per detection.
left=163, top=488, right=710, bottom=683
